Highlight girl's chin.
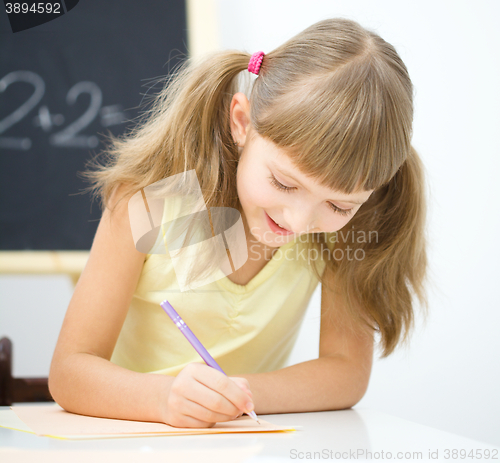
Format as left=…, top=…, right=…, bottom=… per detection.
left=249, top=226, right=293, bottom=249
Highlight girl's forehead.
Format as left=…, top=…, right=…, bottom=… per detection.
left=258, top=146, right=373, bottom=203
left=249, top=131, right=373, bottom=197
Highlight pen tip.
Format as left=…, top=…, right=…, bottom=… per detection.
left=247, top=410, right=260, bottom=423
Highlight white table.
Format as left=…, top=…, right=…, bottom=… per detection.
left=1, top=404, right=498, bottom=462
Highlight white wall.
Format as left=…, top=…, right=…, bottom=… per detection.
left=1, top=0, right=498, bottom=449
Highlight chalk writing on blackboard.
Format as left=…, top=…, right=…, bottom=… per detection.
left=0, top=70, right=127, bottom=151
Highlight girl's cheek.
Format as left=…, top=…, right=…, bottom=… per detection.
left=252, top=189, right=274, bottom=208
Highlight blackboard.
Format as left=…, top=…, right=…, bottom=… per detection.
left=0, top=0, right=188, bottom=250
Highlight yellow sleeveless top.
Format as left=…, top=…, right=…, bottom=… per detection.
left=110, top=197, right=335, bottom=377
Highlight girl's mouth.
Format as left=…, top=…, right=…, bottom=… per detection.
left=265, top=212, right=294, bottom=235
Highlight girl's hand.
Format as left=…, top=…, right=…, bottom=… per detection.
left=160, top=363, right=254, bottom=428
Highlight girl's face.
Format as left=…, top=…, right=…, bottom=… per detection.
left=236, top=131, right=374, bottom=249
left=231, top=92, right=373, bottom=249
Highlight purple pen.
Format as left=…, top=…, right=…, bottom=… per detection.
left=160, top=299, right=259, bottom=424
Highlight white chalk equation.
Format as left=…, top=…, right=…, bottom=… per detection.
left=0, top=70, right=127, bottom=150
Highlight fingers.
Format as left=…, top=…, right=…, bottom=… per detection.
left=187, top=364, right=254, bottom=415
left=163, top=363, right=254, bottom=428
left=230, top=377, right=253, bottom=398
left=166, top=377, right=232, bottom=428
left=166, top=410, right=216, bottom=429
left=183, top=375, right=243, bottom=418
left=175, top=396, right=241, bottom=426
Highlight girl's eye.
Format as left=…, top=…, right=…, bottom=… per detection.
left=269, top=175, right=295, bottom=193
left=327, top=202, right=353, bottom=217
left=268, top=175, right=353, bottom=217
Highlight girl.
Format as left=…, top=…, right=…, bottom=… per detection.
left=49, top=17, right=428, bottom=428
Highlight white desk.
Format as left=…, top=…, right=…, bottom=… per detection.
left=1, top=404, right=498, bottom=462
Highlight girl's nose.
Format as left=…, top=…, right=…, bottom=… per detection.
left=283, top=208, right=319, bottom=234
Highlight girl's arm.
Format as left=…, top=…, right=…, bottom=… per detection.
left=48, top=184, right=253, bottom=427
left=236, top=282, right=374, bottom=414
left=48, top=184, right=169, bottom=422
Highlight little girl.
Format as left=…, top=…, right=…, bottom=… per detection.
left=49, top=17, right=428, bottom=428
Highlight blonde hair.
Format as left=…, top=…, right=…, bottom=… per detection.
left=81, top=18, right=429, bottom=358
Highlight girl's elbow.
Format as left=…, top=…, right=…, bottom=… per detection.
left=349, top=375, right=371, bottom=408
left=47, top=365, right=62, bottom=406
left=350, top=387, right=369, bottom=408
left=47, top=355, right=69, bottom=407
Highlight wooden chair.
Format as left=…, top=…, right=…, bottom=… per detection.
left=0, top=337, right=53, bottom=406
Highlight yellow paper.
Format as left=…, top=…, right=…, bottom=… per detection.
left=2, top=404, right=294, bottom=440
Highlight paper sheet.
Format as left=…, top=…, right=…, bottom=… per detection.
left=2, top=404, right=294, bottom=440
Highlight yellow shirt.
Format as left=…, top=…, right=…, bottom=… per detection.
left=110, top=197, right=334, bottom=377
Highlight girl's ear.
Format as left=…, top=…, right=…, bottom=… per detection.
left=230, top=93, right=251, bottom=146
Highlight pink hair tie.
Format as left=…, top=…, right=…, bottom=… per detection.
left=248, top=51, right=265, bottom=75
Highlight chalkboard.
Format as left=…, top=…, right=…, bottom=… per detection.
left=0, top=1, right=188, bottom=250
